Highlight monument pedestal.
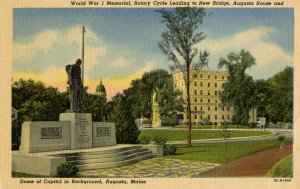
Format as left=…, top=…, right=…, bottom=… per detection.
left=60, top=113, right=92, bottom=149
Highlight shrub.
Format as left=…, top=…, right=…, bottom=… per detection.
left=278, top=136, right=286, bottom=142
left=57, top=162, right=79, bottom=178
left=161, top=114, right=178, bottom=126
left=202, top=118, right=210, bottom=125
left=139, top=136, right=151, bottom=144
left=164, top=144, right=177, bottom=155
left=154, top=136, right=167, bottom=145
left=142, top=119, right=152, bottom=124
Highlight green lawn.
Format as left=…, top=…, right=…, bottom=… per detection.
left=268, top=155, right=293, bottom=177
left=166, top=139, right=291, bottom=164
left=140, top=129, right=271, bottom=141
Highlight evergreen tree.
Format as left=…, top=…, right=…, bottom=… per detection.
left=109, top=93, right=140, bottom=144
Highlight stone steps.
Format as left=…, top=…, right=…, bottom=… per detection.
left=66, top=148, right=148, bottom=161
left=65, top=146, right=156, bottom=171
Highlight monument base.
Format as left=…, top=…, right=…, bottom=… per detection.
left=12, top=145, right=158, bottom=176
left=19, top=121, right=71, bottom=153
left=60, top=113, right=93, bottom=149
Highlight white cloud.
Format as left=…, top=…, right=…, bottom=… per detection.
left=198, top=26, right=293, bottom=70
left=14, top=26, right=107, bottom=72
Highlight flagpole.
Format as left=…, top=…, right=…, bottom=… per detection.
left=82, top=26, right=86, bottom=87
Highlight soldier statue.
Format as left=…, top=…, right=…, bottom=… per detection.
left=66, top=59, right=83, bottom=112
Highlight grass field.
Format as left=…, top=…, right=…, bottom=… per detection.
left=165, top=139, right=291, bottom=164
left=268, top=155, right=293, bottom=177
left=139, top=129, right=271, bottom=141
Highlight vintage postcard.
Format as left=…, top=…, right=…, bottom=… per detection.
left=0, top=0, right=299, bottom=188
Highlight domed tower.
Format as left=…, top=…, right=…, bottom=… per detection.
left=96, top=77, right=107, bottom=98
left=96, top=78, right=107, bottom=121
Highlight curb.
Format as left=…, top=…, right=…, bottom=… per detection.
left=166, top=131, right=276, bottom=144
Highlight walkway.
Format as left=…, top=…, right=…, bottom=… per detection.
left=194, top=144, right=293, bottom=177
left=78, top=158, right=219, bottom=178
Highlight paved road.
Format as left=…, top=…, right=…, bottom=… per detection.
left=164, top=128, right=293, bottom=145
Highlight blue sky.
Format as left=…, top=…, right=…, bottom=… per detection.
left=13, top=8, right=294, bottom=98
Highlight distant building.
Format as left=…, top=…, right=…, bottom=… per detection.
left=152, top=69, right=257, bottom=126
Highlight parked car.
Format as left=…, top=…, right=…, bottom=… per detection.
left=146, top=124, right=153, bottom=128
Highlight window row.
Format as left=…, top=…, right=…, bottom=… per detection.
left=174, top=81, right=226, bottom=88
left=174, top=74, right=229, bottom=80
left=194, top=82, right=225, bottom=88
left=193, top=74, right=228, bottom=80
left=194, top=98, right=218, bottom=103
left=187, top=115, right=231, bottom=120
left=194, top=90, right=219, bottom=96
left=193, top=106, right=231, bottom=111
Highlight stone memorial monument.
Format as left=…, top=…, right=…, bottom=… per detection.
left=12, top=26, right=161, bottom=176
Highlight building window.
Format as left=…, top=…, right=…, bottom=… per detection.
left=208, top=106, right=210, bottom=111
left=208, top=82, right=210, bottom=87
left=208, top=115, right=210, bottom=120
left=200, top=82, right=203, bottom=87
left=194, top=73, right=197, bottom=78
left=227, top=107, right=230, bottom=111
left=227, top=115, right=230, bottom=120
left=200, top=74, right=202, bottom=78
left=194, top=115, right=197, bottom=119
left=200, top=99, right=203, bottom=103
left=194, top=106, right=198, bottom=111
left=208, top=74, right=210, bottom=79
left=200, top=90, right=203, bottom=95
left=194, top=81, right=197, bottom=87
left=195, top=90, right=197, bottom=95
left=208, top=99, right=211, bottom=103
left=215, top=75, right=217, bottom=79
left=215, top=82, right=217, bottom=87
left=187, top=115, right=190, bottom=120
left=215, top=99, right=218, bottom=103
left=222, top=115, right=225, bottom=119
left=200, top=106, right=203, bottom=111
left=194, top=98, right=197, bottom=103
left=215, top=106, right=217, bottom=111
left=215, top=115, right=217, bottom=119
left=200, top=115, right=203, bottom=119
left=215, top=91, right=218, bottom=96
left=222, top=75, right=225, bottom=79
left=222, top=83, right=225, bottom=87
left=208, top=91, right=211, bottom=95
left=222, top=107, right=225, bottom=111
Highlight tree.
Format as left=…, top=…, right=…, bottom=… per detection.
left=218, top=50, right=256, bottom=127
left=267, top=67, right=293, bottom=123
left=156, top=82, right=184, bottom=126
left=157, top=8, right=208, bottom=147
left=12, top=79, right=69, bottom=149
left=252, top=79, right=273, bottom=123
left=109, top=93, right=140, bottom=144
left=124, top=69, right=178, bottom=120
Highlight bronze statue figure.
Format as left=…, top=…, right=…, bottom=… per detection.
left=66, top=59, right=83, bottom=112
